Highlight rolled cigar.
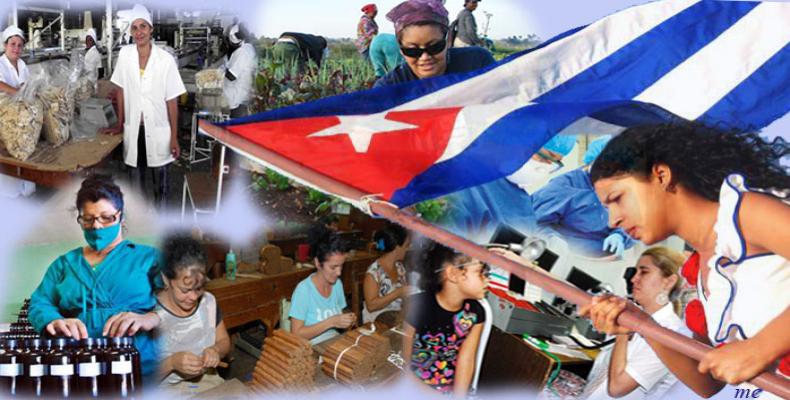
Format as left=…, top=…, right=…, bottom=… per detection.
left=268, top=336, right=302, bottom=355
left=258, top=362, right=289, bottom=383
left=273, top=329, right=312, bottom=351
left=256, top=356, right=288, bottom=372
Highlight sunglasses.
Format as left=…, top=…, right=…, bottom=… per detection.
left=400, top=39, right=447, bottom=58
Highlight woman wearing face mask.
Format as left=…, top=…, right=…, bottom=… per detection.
left=580, top=122, right=790, bottom=398
left=110, top=4, right=186, bottom=208
left=28, top=175, right=161, bottom=377
left=363, top=223, right=412, bottom=323
left=289, top=225, right=355, bottom=344
left=582, top=247, right=687, bottom=400
left=373, top=0, right=494, bottom=88
left=155, top=234, right=230, bottom=394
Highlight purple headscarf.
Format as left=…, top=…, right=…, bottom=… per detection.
left=386, top=0, right=450, bottom=34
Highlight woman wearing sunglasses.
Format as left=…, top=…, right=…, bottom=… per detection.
left=373, top=0, right=495, bottom=87
left=28, top=175, right=162, bottom=379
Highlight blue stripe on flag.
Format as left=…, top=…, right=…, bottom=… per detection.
left=700, top=42, right=790, bottom=131
left=536, top=0, right=758, bottom=104
left=390, top=100, right=670, bottom=206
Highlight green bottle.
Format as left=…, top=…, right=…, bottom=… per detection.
left=225, top=249, right=237, bottom=280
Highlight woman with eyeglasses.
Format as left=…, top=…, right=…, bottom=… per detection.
left=28, top=175, right=162, bottom=377
left=403, top=242, right=490, bottom=396
left=373, top=0, right=495, bottom=88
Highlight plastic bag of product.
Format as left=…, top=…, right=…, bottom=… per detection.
left=196, top=68, right=224, bottom=90
left=0, top=72, right=45, bottom=160
left=74, top=75, right=95, bottom=102
left=76, top=49, right=97, bottom=102
left=38, top=54, right=83, bottom=146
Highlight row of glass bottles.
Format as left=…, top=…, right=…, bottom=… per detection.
left=0, top=336, right=141, bottom=398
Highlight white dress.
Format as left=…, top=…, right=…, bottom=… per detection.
left=698, top=174, right=790, bottom=398
left=110, top=44, right=186, bottom=167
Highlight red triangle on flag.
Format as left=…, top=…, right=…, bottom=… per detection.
left=227, top=107, right=463, bottom=199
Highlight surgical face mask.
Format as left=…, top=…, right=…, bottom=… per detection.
left=506, top=159, right=558, bottom=190
left=83, top=223, right=121, bottom=251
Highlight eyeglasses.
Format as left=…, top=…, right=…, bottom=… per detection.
left=400, top=39, right=447, bottom=58
left=438, top=260, right=491, bottom=278
left=77, top=211, right=121, bottom=227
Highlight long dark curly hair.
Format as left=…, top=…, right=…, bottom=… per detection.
left=590, top=122, right=790, bottom=201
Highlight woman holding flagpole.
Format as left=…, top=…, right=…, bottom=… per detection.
left=581, top=122, right=790, bottom=398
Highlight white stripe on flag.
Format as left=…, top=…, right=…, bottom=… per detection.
left=437, top=98, right=528, bottom=163
left=404, top=0, right=699, bottom=162
left=557, top=116, right=627, bottom=138
left=635, top=2, right=790, bottom=120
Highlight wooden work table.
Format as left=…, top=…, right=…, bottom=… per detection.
left=207, top=250, right=380, bottom=331
left=478, top=326, right=596, bottom=391
left=206, top=268, right=314, bottom=330
left=0, top=133, right=123, bottom=187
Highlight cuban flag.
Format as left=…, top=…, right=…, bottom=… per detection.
left=208, top=0, right=790, bottom=209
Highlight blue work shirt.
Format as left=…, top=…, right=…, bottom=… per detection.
left=369, top=33, right=404, bottom=78
left=28, top=240, right=160, bottom=376
left=531, top=168, right=635, bottom=257
left=288, top=273, right=347, bottom=344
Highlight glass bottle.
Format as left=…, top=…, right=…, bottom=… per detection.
left=76, top=338, right=105, bottom=397
left=44, top=338, right=76, bottom=398
left=0, top=339, right=23, bottom=396
left=122, top=337, right=142, bottom=392
left=106, top=338, right=133, bottom=397
left=21, top=339, right=48, bottom=397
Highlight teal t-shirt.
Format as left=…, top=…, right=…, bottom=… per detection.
left=288, top=273, right=346, bottom=344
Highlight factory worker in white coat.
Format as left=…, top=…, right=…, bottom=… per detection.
left=0, top=25, right=36, bottom=198
left=222, top=23, right=257, bottom=118
left=110, top=4, right=185, bottom=207
left=84, top=28, right=102, bottom=83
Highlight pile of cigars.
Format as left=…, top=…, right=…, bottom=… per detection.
left=320, top=324, right=391, bottom=384
left=251, top=329, right=317, bottom=392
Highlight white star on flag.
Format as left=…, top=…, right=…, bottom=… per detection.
left=307, top=112, right=419, bottom=153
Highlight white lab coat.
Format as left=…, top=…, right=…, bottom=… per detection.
left=222, top=42, right=257, bottom=109
left=84, top=45, right=102, bottom=82
left=110, top=44, right=186, bottom=168
left=0, top=53, right=35, bottom=198
left=0, top=53, right=28, bottom=87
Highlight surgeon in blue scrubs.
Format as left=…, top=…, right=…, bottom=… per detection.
left=443, top=134, right=578, bottom=243
left=531, top=135, right=635, bottom=257
left=29, top=175, right=161, bottom=377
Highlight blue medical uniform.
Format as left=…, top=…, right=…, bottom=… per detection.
left=28, top=240, right=160, bottom=376
left=443, top=178, right=538, bottom=243
left=531, top=168, right=634, bottom=257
